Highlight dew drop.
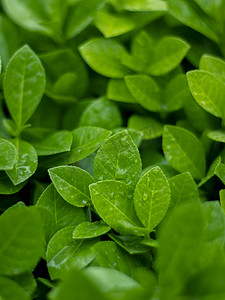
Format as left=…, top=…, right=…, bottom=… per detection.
left=143, top=193, right=148, bottom=201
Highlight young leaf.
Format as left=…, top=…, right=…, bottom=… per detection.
left=200, top=54, right=225, bottom=82
left=169, top=172, right=199, bottom=210
left=94, top=9, right=152, bottom=38
left=134, top=166, right=170, bottom=230
left=79, top=97, right=122, bottom=130
left=79, top=38, right=131, bottom=78
left=198, top=156, right=221, bottom=187
left=162, top=125, right=206, bottom=180
left=0, top=138, right=16, bottom=170
left=207, top=130, right=225, bottom=143
left=128, top=115, right=163, bottom=140
left=36, top=184, right=86, bottom=238
left=147, top=36, right=190, bottom=76
left=0, top=277, right=31, bottom=300
left=0, top=205, right=43, bottom=276
left=66, top=0, right=106, bottom=39
left=73, top=221, right=111, bottom=239
left=89, top=180, right=146, bottom=236
left=187, top=70, right=225, bottom=119
left=46, top=226, right=97, bottom=280
left=107, top=79, right=136, bottom=103
left=39, top=127, right=111, bottom=168
left=94, top=130, right=142, bottom=193
left=49, top=166, right=95, bottom=207
left=6, top=139, right=37, bottom=185
left=31, top=131, right=73, bottom=156
left=4, top=45, right=46, bottom=128
left=125, top=75, right=161, bottom=112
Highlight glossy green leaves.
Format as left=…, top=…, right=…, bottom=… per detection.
left=163, top=125, right=206, bottom=180
left=0, top=205, right=43, bottom=276
left=89, top=180, right=145, bottom=236
left=0, top=138, right=16, bottom=170
left=79, top=38, right=131, bottom=78
left=125, top=75, right=161, bottom=112
left=187, top=70, right=225, bottom=119
left=6, top=139, right=37, bottom=185
left=94, top=130, right=142, bottom=193
left=49, top=166, right=95, bottom=207
left=4, top=45, right=46, bottom=128
left=134, top=167, right=170, bottom=230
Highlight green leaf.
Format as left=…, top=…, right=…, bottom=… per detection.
left=4, top=45, right=46, bottom=128
left=6, top=139, right=37, bottom=185
left=40, top=49, right=88, bottom=101
left=0, top=172, right=26, bottom=195
left=158, top=203, right=203, bottom=295
left=215, top=162, right=225, bottom=185
left=162, top=74, right=189, bottom=112
left=219, top=189, right=225, bottom=215
left=187, top=70, right=225, bottom=119
left=134, top=166, right=170, bottom=230
left=2, top=0, right=66, bottom=41
left=79, top=38, right=131, bottom=78
left=92, top=241, right=140, bottom=276
left=147, top=36, right=190, bottom=76
left=0, top=138, right=16, bottom=170
left=46, top=226, right=97, bottom=280
left=207, top=130, right=225, bottom=143
left=168, top=0, right=218, bottom=42
left=79, top=97, right=122, bottom=130
left=0, top=15, right=20, bottom=65
left=198, top=156, right=221, bottom=187
left=130, top=31, right=153, bottom=72
left=84, top=266, right=141, bottom=293
left=107, top=79, right=136, bottom=103
left=94, top=9, right=153, bottom=38
left=9, top=272, right=37, bottom=297
left=39, top=127, right=111, bottom=168
left=36, top=184, right=86, bottom=240
left=49, top=166, right=95, bottom=207
left=109, top=233, right=150, bottom=254
left=31, top=131, right=73, bottom=156
left=162, top=125, right=206, bottom=180
left=200, top=54, right=225, bottom=82
left=89, top=180, right=146, bottom=236
left=66, top=0, right=106, bottom=39
left=94, top=130, right=142, bottom=193
left=202, top=201, right=225, bottom=245
left=125, top=75, right=161, bottom=112
left=73, top=221, right=110, bottom=239
left=0, top=205, right=43, bottom=276
left=0, top=277, right=31, bottom=300
left=128, top=115, right=163, bottom=140
left=49, top=267, right=107, bottom=300
left=117, top=0, right=168, bottom=11
left=169, top=172, right=199, bottom=211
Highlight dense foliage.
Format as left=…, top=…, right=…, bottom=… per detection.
left=1, top=0, right=225, bottom=299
